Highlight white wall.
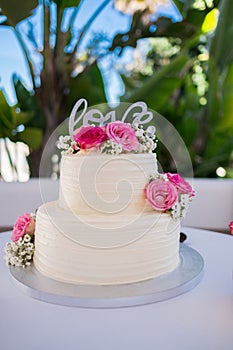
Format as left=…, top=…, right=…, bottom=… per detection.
left=0, top=178, right=232, bottom=232
left=0, top=179, right=59, bottom=227
left=182, top=178, right=233, bottom=232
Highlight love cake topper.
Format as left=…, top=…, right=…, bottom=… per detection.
left=69, top=98, right=156, bottom=140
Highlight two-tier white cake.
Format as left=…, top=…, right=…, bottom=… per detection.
left=32, top=99, right=194, bottom=286
left=34, top=152, right=181, bottom=285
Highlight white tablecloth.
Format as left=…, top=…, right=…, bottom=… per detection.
left=0, top=228, right=232, bottom=350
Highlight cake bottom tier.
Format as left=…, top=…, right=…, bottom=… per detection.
left=33, top=201, right=181, bottom=285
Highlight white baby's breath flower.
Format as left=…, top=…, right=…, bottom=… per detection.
left=137, top=144, right=143, bottom=152
left=26, top=242, right=34, bottom=250
left=171, top=202, right=181, bottom=220
left=4, top=242, right=12, bottom=253
left=63, top=147, right=74, bottom=155
left=17, top=238, right=24, bottom=247
left=159, top=173, right=168, bottom=181
left=23, top=234, right=31, bottom=243
left=180, top=194, right=190, bottom=207
left=12, top=243, right=18, bottom=252
left=180, top=208, right=187, bottom=219
left=63, top=135, right=71, bottom=142
left=71, top=141, right=80, bottom=150
left=4, top=233, right=35, bottom=268
left=57, top=135, right=79, bottom=155
left=179, top=194, right=191, bottom=219
left=133, top=123, right=157, bottom=153
left=100, top=140, right=123, bottom=155
left=10, top=256, right=16, bottom=265
left=57, top=136, right=66, bottom=149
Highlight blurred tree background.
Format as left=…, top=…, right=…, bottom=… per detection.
left=0, top=0, right=232, bottom=179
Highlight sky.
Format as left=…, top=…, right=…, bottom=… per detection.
left=0, top=0, right=181, bottom=105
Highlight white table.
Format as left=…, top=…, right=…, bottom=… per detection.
left=0, top=228, right=233, bottom=350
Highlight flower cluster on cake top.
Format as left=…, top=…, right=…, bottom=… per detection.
left=57, top=121, right=157, bottom=155
left=57, top=99, right=158, bottom=155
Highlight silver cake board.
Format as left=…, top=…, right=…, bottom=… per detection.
left=9, top=244, right=204, bottom=308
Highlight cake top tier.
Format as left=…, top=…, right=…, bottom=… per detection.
left=56, top=98, right=195, bottom=221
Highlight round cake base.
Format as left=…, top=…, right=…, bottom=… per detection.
left=9, top=244, right=204, bottom=308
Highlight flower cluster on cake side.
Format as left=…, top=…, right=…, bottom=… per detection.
left=229, top=221, right=233, bottom=235
left=4, top=213, right=36, bottom=267
left=145, top=173, right=195, bottom=220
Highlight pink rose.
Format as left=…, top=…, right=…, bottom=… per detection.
left=229, top=221, right=233, bottom=235
left=74, top=125, right=107, bottom=149
left=145, top=178, right=178, bottom=211
left=166, top=173, right=195, bottom=196
left=106, top=121, right=139, bottom=151
left=11, top=213, right=36, bottom=242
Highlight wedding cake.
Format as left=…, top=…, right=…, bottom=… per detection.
left=5, top=99, right=194, bottom=286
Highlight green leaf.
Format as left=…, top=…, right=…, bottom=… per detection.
left=206, top=59, right=220, bottom=124
left=14, top=111, right=34, bottom=125
left=68, top=62, right=106, bottom=109
left=0, top=0, right=38, bottom=25
left=171, top=0, right=185, bottom=14
left=0, top=90, right=15, bottom=131
left=124, top=54, right=189, bottom=103
left=209, top=0, right=233, bottom=70
left=18, top=127, right=43, bottom=150
left=185, top=8, right=209, bottom=29
left=13, top=76, right=35, bottom=111
left=120, top=74, right=140, bottom=90
left=13, top=76, right=45, bottom=129
left=216, top=62, right=233, bottom=133
left=111, top=16, right=197, bottom=52
left=53, top=0, right=82, bottom=9
left=199, top=133, right=233, bottom=175
left=138, top=77, right=183, bottom=111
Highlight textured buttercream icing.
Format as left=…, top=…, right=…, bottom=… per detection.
left=34, top=201, right=180, bottom=285
left=34, top=152, right=181, bottom=285
left=59, top=152, right=158, bottom=217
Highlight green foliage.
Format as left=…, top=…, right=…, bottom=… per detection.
left=0, top=0, right=232, bottom=178
left=0, top=0, right=38, bottom=25
left=0, top=0, right=111, bottom=176
left=0, top=89, right=42, bottom=150
left=118, top=0, right=233, bottom=178
left=18, top=127, right=43, bottom=150
left=124, top=54, right=190, bottom=105
left=54, top=0, right=82, bottom=8
left=111, top=15, right=197, bottom=53
left=209, top=0, right=233, bottom=70
left=68, top=62, right=107, bottom=108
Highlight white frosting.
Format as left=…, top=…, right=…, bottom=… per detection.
left=34, top=152, right=181, bottom=285
left=34, top=201, right=180, bottom=285
left=59, top=152, right=158, bottom=217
